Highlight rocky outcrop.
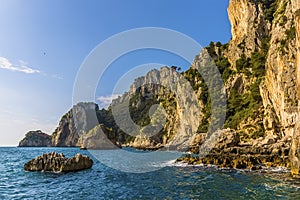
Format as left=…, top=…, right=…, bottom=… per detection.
left=111, top=67, right=201, bottom=151
left=19, top=103, right=118, bottom=149
left=24, top=152, right=93, bottom=172
left=178, top=0, right=299, bottom=173
left=290, top=0, right=300, bottom=177
left=52, top=102, right=100, bottom=147
left=227, top=0, right=269, bottom=67
left=79, top=124, right=120, bottom=149
left=178, top=129, right=290, bottom=170
left=18, top=130, right=51, bottom=147
left=262, top=0, right=297, bottom=139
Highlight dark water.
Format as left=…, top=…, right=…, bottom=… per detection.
left=1, top=147, right=300, bottom=199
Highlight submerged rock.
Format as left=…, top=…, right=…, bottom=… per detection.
left=24, top=152, right=93, bottom=172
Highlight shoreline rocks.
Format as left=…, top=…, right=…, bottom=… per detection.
left=24, top=152, right=93, bottom=172
left=177, top=129, right=291, bottom=170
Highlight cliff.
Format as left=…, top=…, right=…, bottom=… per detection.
left=227, top=0, right=270, bottom=67
left=18, top=0, right=300, bottom=175
left=18, top=103, right=119, bottom=149
left=51, top=102, right=100, bottom=147
left=19, top=130, right=51, bottom=147
left=179, top=0, right=299, bottom=172
left=290, top=0, right=300, bottom=177
left=79, top=124, right=120, bottom=149
left=111, top=67, right=201, bottom=151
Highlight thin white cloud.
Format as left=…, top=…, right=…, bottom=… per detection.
left=51, top=74, right=63, bottom=80
left=0, top=56, right=40, bottom=74
left=97, top=94, right=121, bottom=108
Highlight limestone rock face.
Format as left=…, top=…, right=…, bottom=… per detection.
left=18, top=130, right=51, bottom=147
left=179, top=0, right=299, bottom=172
left=189, top=129, right=240, bottom=155
left=111, top=67, right=202, bottom=151
left=80, top=124, right=120, bottom=149
left=52, top=102, right=100, bottom=147
left=179, top=129, right=291, bottom=170
left=227, top=0, right=269, bottom=67
left=127, top=136, right=158, bottom=150
left=17, top=0, right=300, bottom=176
left=290, top=0, right=300, bottom=177
left=18, top=103, right=125, bottom=149
left=24, top=152, right=93, bottom=172
left=262, top=0, right=297, bottom=139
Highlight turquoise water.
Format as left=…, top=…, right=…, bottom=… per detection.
left=1, top=147, right=300, bottom=199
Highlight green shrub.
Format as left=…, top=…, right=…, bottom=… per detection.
left=250, top=52, right=266, bottom=77
left=252, top=0, right=278, bottom=22
left=286, top=26, right=296, bottom=41
left=236, top=55, right=250, bottom=72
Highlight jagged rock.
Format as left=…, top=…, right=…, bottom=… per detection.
left=18, top=102, right=132, bottom=149
left=127, top=136, right=154, bottom=150
left=290, top=0, right=300, bottom=177
left=111, top=67, right=202, bottom=151
left=262, top=0, right=298, bottom=139
left=226, top=0, right=269, bottom=67
left=215, top=129, right=240, bottom=148
left=189, top=129, right=240, bottom=154
left=178, top=131, right=290, bottom=170
left=52, top=102, right=100, bottom=147
left=80, top=124, right=121, bottom=149
left=224, top=74, right=247, bottom=97
left=18, top=130, right=51, bottom=147
left=24, top=152, right=93, bottom=172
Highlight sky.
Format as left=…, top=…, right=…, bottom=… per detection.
left=0, top=0, right=231, bottom=146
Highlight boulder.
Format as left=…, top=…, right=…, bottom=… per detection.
left=80, top=124, right=121, bottom=149
left=24, top=152, right=93, bottom=172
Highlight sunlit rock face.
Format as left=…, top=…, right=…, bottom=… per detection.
left=227, top=0, right=269, bottom=67
left=290, top=0, right=300, bottom=177
left=24, top=152, right=93, bottom=172
left=51, top=102, right=100, bottom=147
left=18, top=130, right=51, bottom=147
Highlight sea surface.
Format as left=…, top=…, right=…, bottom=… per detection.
left=1, top=147, right=300, bottom=199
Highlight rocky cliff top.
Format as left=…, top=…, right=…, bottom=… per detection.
left=18, top=130, right=51, bottom=147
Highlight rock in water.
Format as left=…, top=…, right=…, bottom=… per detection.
left=18, top=130, right=52, bottom=147
left=24, top=152, right=93, bottom=172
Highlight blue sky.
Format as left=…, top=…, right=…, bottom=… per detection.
left=0, top=0, right=231, bottom=146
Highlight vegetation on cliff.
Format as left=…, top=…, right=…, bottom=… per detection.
left=19, top=0, right=300, bottom=174
left=19, top=130, right=51, bottom=147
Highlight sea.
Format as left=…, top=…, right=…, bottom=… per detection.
left=1, top=147, right=300, bottom=199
